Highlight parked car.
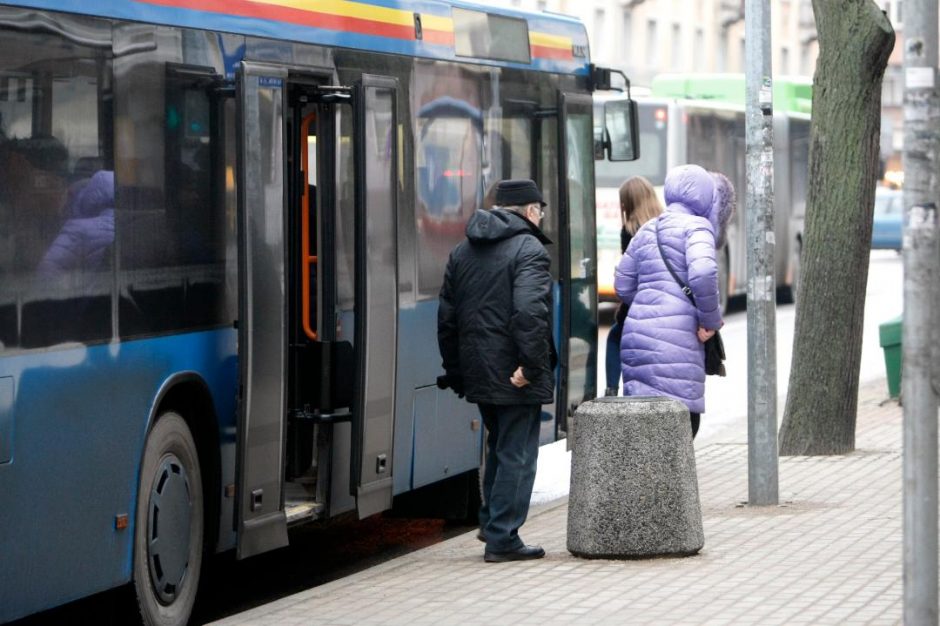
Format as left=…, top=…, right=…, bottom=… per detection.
left=871, top=187, right=902, bottom=251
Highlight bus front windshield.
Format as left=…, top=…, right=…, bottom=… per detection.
left=595, top=101, right=668, bottom=188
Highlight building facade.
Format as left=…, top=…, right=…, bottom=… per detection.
left=482, top=0, right=903, bottom=185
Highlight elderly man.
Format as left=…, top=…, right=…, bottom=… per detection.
left=437, top=179, right=555, bottom=562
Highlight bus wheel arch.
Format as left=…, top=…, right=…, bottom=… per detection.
left=133, top=411, right=204, bottom=626
left=153, top=377, right=221, bottom=554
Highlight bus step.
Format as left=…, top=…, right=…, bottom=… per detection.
left=285, top=501, right=325, bottom=525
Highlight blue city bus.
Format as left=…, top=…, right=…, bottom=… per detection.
left=0, top=0, right=636, bottom=622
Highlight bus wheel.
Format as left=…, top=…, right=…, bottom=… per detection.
left=133, top=412, right=204, bottom=626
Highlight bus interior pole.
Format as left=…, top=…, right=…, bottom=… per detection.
left=744, top=0, right=779, bottom=506
left=901, top=0, right=939, bottom=621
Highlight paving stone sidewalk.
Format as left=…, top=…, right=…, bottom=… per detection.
left=214, top=381, right=903, bottom=625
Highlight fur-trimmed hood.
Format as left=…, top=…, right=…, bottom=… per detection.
left=709, top=172, right=736, bottom=249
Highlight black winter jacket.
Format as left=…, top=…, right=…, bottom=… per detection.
left=438, top=208, right=555, bottom=405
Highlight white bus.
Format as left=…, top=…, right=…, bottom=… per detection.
left=595, top=75, right=811, bottom=312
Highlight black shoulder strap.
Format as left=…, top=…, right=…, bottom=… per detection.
left=655, top=220, right=696, bottom=306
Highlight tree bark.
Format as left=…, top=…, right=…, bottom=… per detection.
left=779, top=0, right=894, bottom=456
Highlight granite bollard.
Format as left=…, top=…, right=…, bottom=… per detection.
left=566, top=396, right=704, bottom=558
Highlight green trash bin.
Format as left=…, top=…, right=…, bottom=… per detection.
left=879, top=315, right=902, bottom=399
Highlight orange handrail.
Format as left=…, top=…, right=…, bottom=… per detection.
left=301, top=112, right=318, bottom=341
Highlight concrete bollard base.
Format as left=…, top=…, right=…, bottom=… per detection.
left=566, top=396, right=704, bottom=559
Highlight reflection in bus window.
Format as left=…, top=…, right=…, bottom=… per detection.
left=0, top=26, right=113, bottom=350
left=415, top=95, right=483, bottom=297
left=114, top=49, right=231, bottom=338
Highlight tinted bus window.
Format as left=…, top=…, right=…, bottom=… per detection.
left=0, top=25, right=114, bottom=351
left=113, top=26, right=233, bottom=338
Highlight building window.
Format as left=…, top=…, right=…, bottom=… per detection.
left=781, top=46, right=790, bottom=74
left=695, top=28, right=705, bottom=71
left=621, top=9, right=632, bottom=60
left=671, top=23, right=682, bottom=71
left=647, top=20, right=659, bottom=70
left=800, top=44, right=811, bottom=76
left=593, top=8, right=606, bottom=59
left=718, top=33, right=729, bottom=72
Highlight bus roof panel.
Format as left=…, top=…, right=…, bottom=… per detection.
left=0, top=0, right=590, bottom=74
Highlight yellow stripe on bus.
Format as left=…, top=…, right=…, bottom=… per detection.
left=530, top=31, right=570, bottom=50
left=248, top=0, right=454, bottom=32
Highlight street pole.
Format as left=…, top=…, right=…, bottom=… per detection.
left=901, top=1, right=939, bottom=622
left=744, top=0, right=778, bottom=506
left=903, top=205, right=938, bottom=626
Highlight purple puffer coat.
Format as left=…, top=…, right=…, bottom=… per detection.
left=614, top=165, right=723, bottom=414
left=37, top=170, right=114, bottom=276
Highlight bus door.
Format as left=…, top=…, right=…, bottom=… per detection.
left=234, top=61, right=289, bottom=558
left=283, top=73, right=398, bottom=521
left=556, top=92, right=598, bottom=435
left=349, top=75, right=399, bottom=518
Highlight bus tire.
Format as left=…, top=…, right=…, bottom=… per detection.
left=133, top=412, right=204, bottom=626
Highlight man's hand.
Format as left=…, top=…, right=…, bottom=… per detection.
left=697, top=327, right=716, bottom=343
left=510, top=366, right=530, bottom=388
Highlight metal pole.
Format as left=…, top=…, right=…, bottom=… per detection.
left=744, top=0, right=779, bottom=506
left=902, top=3, right=939, bottom=621
left=903, top=205, right=938, bottom=626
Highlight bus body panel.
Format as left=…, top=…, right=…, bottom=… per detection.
left=1, top=0, right=590, bottom=76
left=0, top=0, right=601, bottom=619
left=0, top=329, right=236, bottom=623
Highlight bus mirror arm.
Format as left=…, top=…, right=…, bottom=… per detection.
left=589, top=65, right=633, bottom=99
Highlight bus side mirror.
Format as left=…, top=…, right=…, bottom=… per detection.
left=605, top=98, right=640, bottom=162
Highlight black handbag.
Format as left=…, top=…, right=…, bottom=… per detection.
left=655, top=222, right=727, bottom=377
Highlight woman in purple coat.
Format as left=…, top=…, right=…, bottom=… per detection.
left=614, top=164, right=733, bottom=438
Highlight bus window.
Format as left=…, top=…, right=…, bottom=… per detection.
left=0, top=26, right=114, bottom=350
left=113, top=33, right=231, bottom=338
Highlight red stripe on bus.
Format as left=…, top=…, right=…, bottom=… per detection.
left=143, top=0, right=418, bottom=40
left=421, top=28, right=454, bottom=46
left=531, top=44, right=572, bottom=60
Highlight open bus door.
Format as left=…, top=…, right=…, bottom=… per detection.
left=350, top=75, right=399, bottom=518
left=286, top=74, right=400, bottom=520
left=557, top=92, right=598, bottom=437
left=234, top=61, right=289, bottom=559
left=235, top=66, right=400, bottom=555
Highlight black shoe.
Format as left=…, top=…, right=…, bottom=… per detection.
left=484, top=544, right=545, bottom=562
left=604, top=387, right=618, bottom=397
left=476, top=531, right=485, bottom=542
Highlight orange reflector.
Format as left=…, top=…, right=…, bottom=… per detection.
left=115, top=514, right=129, bottom=530
left=655, top=107, right=667, bottom=122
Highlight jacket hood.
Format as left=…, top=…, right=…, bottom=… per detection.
left=465, top=207, right=552, bottom=245
left=664, top=164, right=715, bottom=218
left=72, top=170, right=115, bottom=218
left=709, top=171, right=736, bottom=249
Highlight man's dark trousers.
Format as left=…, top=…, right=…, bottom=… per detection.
left=477, top=403, right=541, bottom=553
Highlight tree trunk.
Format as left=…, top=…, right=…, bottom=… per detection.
left=778, top=0, right=894, bottom=456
